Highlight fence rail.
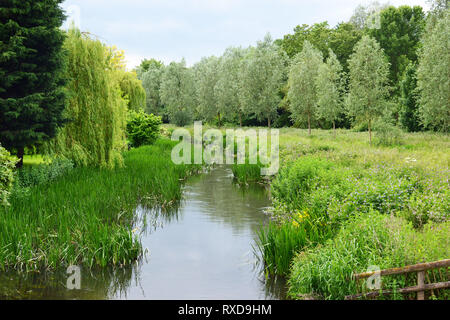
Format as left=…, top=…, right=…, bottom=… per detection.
left=345, top=259, right=450, bottom=300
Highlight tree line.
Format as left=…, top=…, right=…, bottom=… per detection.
left=0, top=1, right=449, bottom=170
left=136, top=1, right=449, bottom=138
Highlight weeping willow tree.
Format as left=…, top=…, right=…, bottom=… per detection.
left=49, top=28, right=127, bottom=168
left=117, top=71, right=146, bottom=111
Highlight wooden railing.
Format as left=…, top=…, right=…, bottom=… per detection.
left=345, top=259, right=450, bottom=300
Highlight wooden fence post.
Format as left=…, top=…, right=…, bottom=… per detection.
left=417, top=271, right=425, bottom=300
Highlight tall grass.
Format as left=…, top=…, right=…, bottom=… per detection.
left=0, top=139, right=198, bottom=271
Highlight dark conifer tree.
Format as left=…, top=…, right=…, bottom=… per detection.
left=0, top=0, right=67, bottom=167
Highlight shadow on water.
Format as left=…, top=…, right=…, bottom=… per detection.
left=0, top=166, right=287, bottom=300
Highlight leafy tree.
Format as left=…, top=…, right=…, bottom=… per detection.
left=316, top=49, right=345, bottom=135
left=141, top=64, right=164, bottom=116
left=239, top=34, right=286, bottom=127
left=329, top=23, right=363, bottom=73
left=399, top=62, right=421, bottom=132
left=287, top=41, right=323, bottom=134
left=277, top=22, right=332, bottom=59
left=349, top=1, right=390, bottom=29
left=49, top=28, right=127, bottom=168
left=417, top=10, right=449, bottom=132
left=193, top=56, right=221, bottom=125
left=126, top=110, right=162, bottom=147
left=0, top=0, right=67, bottom=167
left=215, top=47, right=246, bottom=126
left=347, top=36, right=390, bottom=144
left=0, top=144, right=17, bottom=206
left=368, top=5, right=426, bottom=95
left=117, top=71, right=146, bottom=111
left=160, top=59, right=196, bottom=126
left=136, top=58, right=163, bottom=79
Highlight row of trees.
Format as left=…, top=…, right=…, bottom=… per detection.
left=136, top=2, right=448, bottom=134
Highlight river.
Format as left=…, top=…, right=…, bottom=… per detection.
left=0, top=167, right=286, bottom=300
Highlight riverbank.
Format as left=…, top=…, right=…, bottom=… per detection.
left=223, top=128, right=449, bottom=300
left=0, top=139, right=199, bottom=271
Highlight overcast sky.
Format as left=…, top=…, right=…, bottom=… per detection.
left=61, top=0, right=429, bottom=69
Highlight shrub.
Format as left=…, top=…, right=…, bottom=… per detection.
left=126, top=110, right=162, bottom=148
left=288, top=212, right=450, bottom=300
left=14, top=158, right=74, bottom=190
left=0, top=145, right=17, bottom=206
left=373, top=121, right=404, bottom=146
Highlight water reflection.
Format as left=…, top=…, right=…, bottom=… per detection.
left=0, top=166, right=286, bottom=300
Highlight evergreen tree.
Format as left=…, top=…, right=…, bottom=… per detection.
left=0, top=0, right=67, bottom=167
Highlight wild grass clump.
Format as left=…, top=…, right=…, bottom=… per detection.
left=0, top=139, right=197, bottom=271
left=288, top=212, right=450, bottom=300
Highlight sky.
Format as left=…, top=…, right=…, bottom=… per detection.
left=61, top=0, right=429, bottom=70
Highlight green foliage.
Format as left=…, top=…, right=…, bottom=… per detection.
left=373, top=121, right=404, bottom=146
left=0, top=140, right=199, bottom=270
left=417, top=10, right=450, bottom=132
left=118, top=71, right=146, bottom=111
left=160, top=59, right=196, bottom=126
left=368, top=5, right=426, bottom=94
left=239, top=34, right=287, bottom=127
left=287, top=41, right=323, bottom=133
left=126, top=110, right=162, bottom=147
left=288, top=212, right=450, bottom=300
left=14, top=159, right=74, bottom=190
left=0, top=0, right=68, bottom=166
left=0, top=145, right=17, bottom=206
left=347, top=36, right=390, bottom=143
left=141, top=63, right=165, bottom=116
left=194, top=56, right=220, bottom=123
left=316, top=49, right=345, bottom=131
left=215, top=47, right=247, bottom=126
left=48, top=28, right=127, bottom=168
left=399, top=62, right=421, bottom=132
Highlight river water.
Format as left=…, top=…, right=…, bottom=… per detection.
left=0, top=167, right=286, bottom=300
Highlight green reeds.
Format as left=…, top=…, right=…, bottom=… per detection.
left=0, top=139, right=197, bottom=271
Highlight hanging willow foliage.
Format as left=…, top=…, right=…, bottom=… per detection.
left=118, top=71, right=146, bottom=111
left=49, top=28, right=127, bottom=168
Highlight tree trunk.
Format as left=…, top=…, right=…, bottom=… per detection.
left=239, top=112, right=242, bottom=127
left=333, top=121, right=336, bottom=137
left=268, top=117, right=271, bottom=128
left=368, top=119, right=372, bottom=146
left=218, top=112, right=221, bottom=128
left=308, top=114, right=311, bottom=135
left=16, top=147, right=24, bottom=168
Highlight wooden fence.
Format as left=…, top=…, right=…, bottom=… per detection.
left=345, top=259, right=450, bottom=300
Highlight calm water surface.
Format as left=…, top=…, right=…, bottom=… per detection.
left=0, top=167, right=287, bottom=300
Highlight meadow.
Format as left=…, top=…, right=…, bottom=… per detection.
left=249, top=128, right=449, bottom=300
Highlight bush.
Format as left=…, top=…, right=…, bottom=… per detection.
left=374, top=121, right=404, bottom=146
left=126, top=110, right=162, bottom=148
left=288, top=212, right=450, bottom=300
left=14, top=158, right=74, bottom=189
left=0, top=145, right=17, bottom=206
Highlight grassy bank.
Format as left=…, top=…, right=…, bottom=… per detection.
left=246, top=128, right=449, bottom=299
left=0, top=139, right=198, bottom=271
